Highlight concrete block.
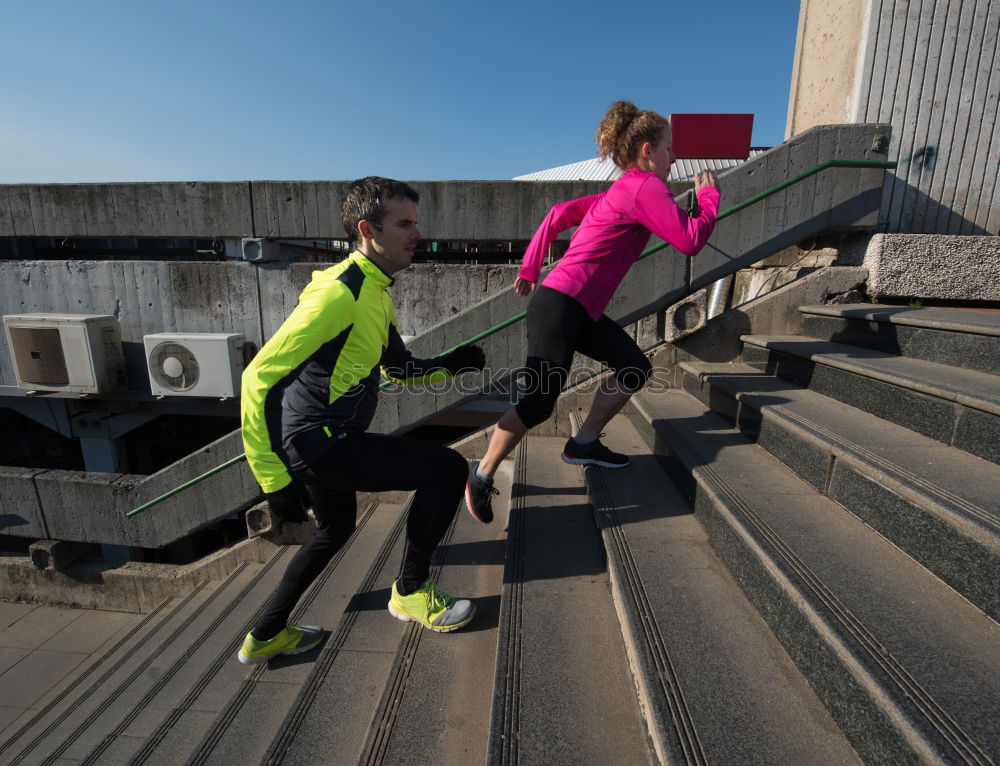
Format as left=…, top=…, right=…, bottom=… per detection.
left=245, top=501, right=316, bottom=545
left=123, top=428, right=257, bottom=548
left=631, top=313, right=661, bottom=349
left=29, top=539, right=97, bottom=571
left=250, top=180, right=617, bottom=240
left=390, top=264, right=518, bottom=337
left=0, top=467, right=48, bottom=538
left=733, top=267, right=815, bottom=307
left=663, top=290, right=707, bottom=342
left=864, top=234, right=1000, bottom=300
left=33, top=469, right=132, bottom=546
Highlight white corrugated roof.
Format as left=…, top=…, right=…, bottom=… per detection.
left=514, top=150, right=768, bottom=182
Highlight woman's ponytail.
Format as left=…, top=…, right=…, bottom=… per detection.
left=595, top=100, right=670, bottom=170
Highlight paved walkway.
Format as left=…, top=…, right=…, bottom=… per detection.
left=0, top=600, right=140, bottom=737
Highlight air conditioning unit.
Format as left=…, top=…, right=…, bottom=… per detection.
left=3, top=313, right=127, bottom=395
left=143, top=333, right=257, bottom=398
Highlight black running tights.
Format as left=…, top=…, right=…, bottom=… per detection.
left=253, top=433, right=468, bottom=640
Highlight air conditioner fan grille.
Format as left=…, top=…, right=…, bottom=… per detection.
left=150, top=342, right=200, bottom=391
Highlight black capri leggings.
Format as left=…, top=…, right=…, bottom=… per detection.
left=514, top=286, right=651, bottom=429
left=253, top=432, right=468, bottom=640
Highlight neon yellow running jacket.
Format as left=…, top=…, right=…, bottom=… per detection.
left=241, top=251, right=455, bottom=493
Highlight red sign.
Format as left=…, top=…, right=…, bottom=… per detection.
left=670, top=114, right=754, bottom=159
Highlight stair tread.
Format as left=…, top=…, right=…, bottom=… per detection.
left=800, top=304, right=1000, bottom=337
left=681, top=359, right=1000, bottom=540
left=489, top=436, right=652, bottom=766
left=587, top=416, right=862, bottom=765
left=9, top=558, right=282, bottom=765
left=634, top=389, right=1000, bottom=757
left=740, top=334, right=1000, bottom=414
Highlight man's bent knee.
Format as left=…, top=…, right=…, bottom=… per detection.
left=438, top=447, right=469, bottom=487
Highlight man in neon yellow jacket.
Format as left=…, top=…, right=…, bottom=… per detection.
left=238, top=177, right=486, bottom=665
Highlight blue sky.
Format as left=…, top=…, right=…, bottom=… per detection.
left=2, top=0, right=801, bottom=183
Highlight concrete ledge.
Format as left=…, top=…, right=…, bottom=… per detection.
left=800, top=311, right=1000, bottom=375
left=864, top=234, right=1000, bottom=301
left=801, top=303, right=1000, bottom=337
left=0, top=534, right=277, bottom=612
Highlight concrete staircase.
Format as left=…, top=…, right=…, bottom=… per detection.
left=621, top=303, right=999, bottom=764
left=2, top=304, right=998, bottom=765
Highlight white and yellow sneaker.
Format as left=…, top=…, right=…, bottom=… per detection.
left=388, top=578, right=475, bottom=632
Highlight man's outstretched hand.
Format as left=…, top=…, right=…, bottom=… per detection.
left=438, top=344, right=486, bottom=374
left=265, top=480, right=311, bottom=524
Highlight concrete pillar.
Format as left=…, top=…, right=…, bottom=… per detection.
left=79, top=436, right=125, bottom=473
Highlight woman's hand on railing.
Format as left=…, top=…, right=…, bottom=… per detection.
left=514, top=277, right=536, bottom=296
left=694, top=170, right=718, bottom=192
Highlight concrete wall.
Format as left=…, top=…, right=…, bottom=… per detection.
left=785, top=0, right=867, bottom=137
left=787, top=0, right=999, bottom=235
left=0, top=124, right=890, bottom=547
left=0, top=260, right=520, bottom=390
left=0, top=180, right=619, bottom=240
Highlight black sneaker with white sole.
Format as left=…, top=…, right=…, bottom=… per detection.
left=465, top=470, right=499, bottom=523
left=561, top=435, right=630, bottom=468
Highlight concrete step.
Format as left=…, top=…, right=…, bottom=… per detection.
left=630, top=389, right=1000, bottom=764
left=680, top=360, right=1000, bottom=621
left=487, top=436, right=652, bottom=766
left=1, top=554, right=286, bottom=765
left=798, top=304, right=1000, bottom=376
left=583, top=416, right=861, bottom=765
left=739, top=334, right=1000, bottom=465
left=0, top=595, right=198, bottom=763
left=107, top=500, right=400, bottom=765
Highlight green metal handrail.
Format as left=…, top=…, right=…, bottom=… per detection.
left=127, top=157, right=896, bottom=517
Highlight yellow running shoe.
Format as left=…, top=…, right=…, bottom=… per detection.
left=388, top=578, right=475, bottom=632
left=237, top=623, right=323, bottom=665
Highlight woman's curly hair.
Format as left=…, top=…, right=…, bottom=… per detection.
left=596, top=100, right=670, bottom=170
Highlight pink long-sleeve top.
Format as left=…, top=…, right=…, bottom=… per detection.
left=518, top=168, right=721, bottom=321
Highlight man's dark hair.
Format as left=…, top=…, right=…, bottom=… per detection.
left=339, top=176, right=419, bottom=246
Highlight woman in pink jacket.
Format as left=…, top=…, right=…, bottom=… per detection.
left=466, top=101, right=720, bottom=523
